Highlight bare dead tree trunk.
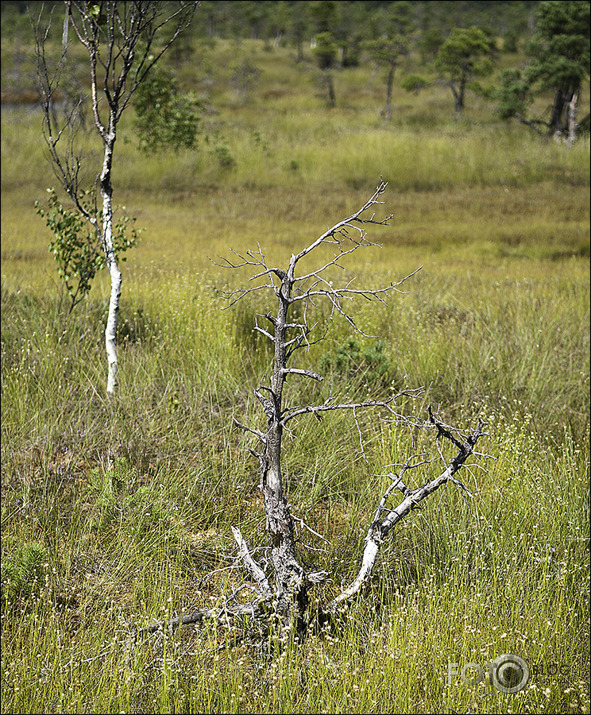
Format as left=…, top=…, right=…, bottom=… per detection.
left=140, top=182, right=490, bottom=641
left=567, top=91, right=579, bottom=145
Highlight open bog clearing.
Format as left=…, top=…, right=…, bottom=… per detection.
left=1, top=22, right=589, bottom=715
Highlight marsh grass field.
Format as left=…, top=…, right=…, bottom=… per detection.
left=1, top=36, right=590, bottom=714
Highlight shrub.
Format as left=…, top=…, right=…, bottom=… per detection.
left=319, top=337, right=394, bottom=388
left=1, top=542, right=48, bottom=607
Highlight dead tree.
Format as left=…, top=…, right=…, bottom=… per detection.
left=34, top=1, right=199, bottom=393
left=142, top=182, right=489, bottom=640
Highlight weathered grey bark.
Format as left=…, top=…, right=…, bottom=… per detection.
left=217, top=183, right=486, bottom=633
left=138, top=183, right=490, bottom=641
left=140, top=407, right=487, bottom=639
left=231, top=527, right=272, bottom=598
left=324, top=409, right=486, bottom=614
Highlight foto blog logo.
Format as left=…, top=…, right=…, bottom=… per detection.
left=447, top=653, right=530, bottom=694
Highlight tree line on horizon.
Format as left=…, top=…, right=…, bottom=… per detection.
left=3, top=2, right=588, bottom=135
left=2, top=1, right=539, bottom=55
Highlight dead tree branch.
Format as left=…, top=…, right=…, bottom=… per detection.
left=323, top=411, right=488, bottom=614
left=231, top=526, right=272, bottom=598
left=143, top=183, right=489, bottom=641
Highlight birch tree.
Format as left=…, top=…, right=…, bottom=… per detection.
left=143, top=182, right=490, bottom=640
left=34, top=0, right=199, bottom=393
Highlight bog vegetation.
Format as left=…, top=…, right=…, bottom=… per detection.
left=1, top=2, right=590, bottom=713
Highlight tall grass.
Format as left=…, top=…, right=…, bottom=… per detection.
left=2, top=37, right=590, bottom=715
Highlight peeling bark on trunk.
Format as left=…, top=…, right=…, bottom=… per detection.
left=101, top=128, right=121, bottom=394
left=104, top=242, right=121, bottom=394
left=260, top=283, right=308, bottom=630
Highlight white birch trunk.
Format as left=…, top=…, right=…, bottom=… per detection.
left=100, top=128, right=121, bottom=394
left=104, top=248, right=121, bottom=394
left=47, top=2, right=198, bottom=396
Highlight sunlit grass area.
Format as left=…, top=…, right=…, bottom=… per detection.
left=1, top=35, right=590, bottom=715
